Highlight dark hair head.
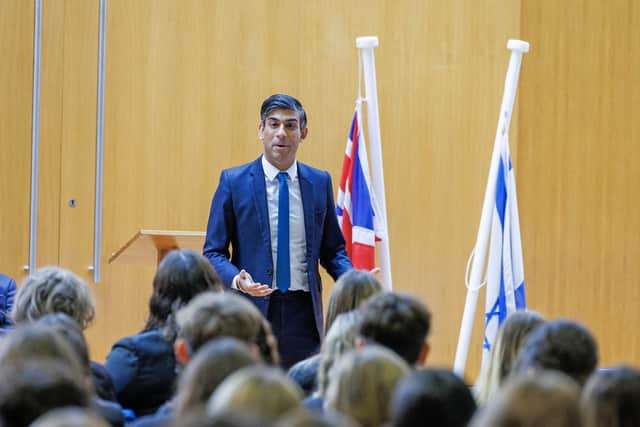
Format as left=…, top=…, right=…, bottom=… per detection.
left=145, top=249, right=223, bottom=332
left=391, top=369, right=476, bottom=427
left=173, top=337, right=258, bottom=417
left=35, top=313, right=91, bottom=377
left=260, top=94, right=307, bottom=129
left=512, top=319, right=598, bottom=387
left=358, top=292, right=431, bottom=365
left=0, top=360, right=91, bottom=427
left=582, top=366, right=640, bottom=427
left=0, top=323, right=85, bottom=378
left=325, top=270, right=382, bottom=335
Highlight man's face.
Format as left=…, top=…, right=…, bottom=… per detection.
left=259, top=109, right=307, bottom=171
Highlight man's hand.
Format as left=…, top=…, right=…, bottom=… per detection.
left=236, top=269, right=273, bottom=297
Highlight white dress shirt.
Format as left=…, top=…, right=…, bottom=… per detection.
left=261, top=155, right=309, bottom=291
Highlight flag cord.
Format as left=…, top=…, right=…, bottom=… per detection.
left=465, top=248, right=486, bottom=291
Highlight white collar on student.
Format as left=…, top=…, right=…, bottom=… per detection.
left=261, top=155, right=298, bottom=181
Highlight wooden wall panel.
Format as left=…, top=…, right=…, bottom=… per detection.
left=0, top=1, right=34, bottom=279
left=518, top=0, right=640, bottom=368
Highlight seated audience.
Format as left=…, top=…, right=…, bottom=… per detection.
left=12, top=266, right=95, bottom=328
left=582, top=365, right=640, bottom=427
left=324, top=269, right=382, bottom=335
left=390, top=368, right=476, bottom=427
left=9, top=266, right=115, bottom=401
left=105, top=249, right=223, bottom=416
left=512, top=319, right=598, bottom=388
left=0, top=323, right=92, bottom=427
left=0, top=360, right=91, bottom=427
left=358, top=292, right=431, bottom=366
left=37, top=314, right=124, bottom=426
left=475, top=311, right=545, bottom=404
left=208, top=366, right=303, bottom=423
left=470, top=371, right=583, bottom=427
left=306, top=311, right=362, bottom=412
left=173, top=291, right=263, bottom=366
left=172, top=339, right=258, bottom=417
left=31, top=407, right=110, bottom=427
left=324, top=345, right=410, bottom=427
left=0, top=273, right=16, bottom=333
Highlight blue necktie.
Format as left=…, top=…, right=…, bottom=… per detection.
left=276, top=172, right=290, bottom=292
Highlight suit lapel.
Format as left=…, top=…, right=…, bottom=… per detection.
left=298, top=162, right=315, bottom=256
left=250, top=158, right=273, bottom=255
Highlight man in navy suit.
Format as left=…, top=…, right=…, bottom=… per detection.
left=204, top=94, right=352, bottom=368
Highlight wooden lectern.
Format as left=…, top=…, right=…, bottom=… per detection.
left=109, top=230, right=206, bottom=266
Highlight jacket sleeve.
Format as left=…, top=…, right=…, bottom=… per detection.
left=319, top=172, right=353, bottom=280
left=203, top=170, right=240, bottom=288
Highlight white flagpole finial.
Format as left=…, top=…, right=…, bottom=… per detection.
left=356, top=37, right=379, bottom=49
left=507, top=39, right=529, bottom=53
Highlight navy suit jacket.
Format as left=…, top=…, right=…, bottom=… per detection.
left=203, top=157, right=352, bottom=337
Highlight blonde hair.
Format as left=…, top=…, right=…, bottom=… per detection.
left=324, top=345, right=410, bottom=427
left=12, top=267, right=95, bottom=329
left=317, top=311, right=361, bottom=396
left=208, top=366, right=302, bottom=421
left=475, top=311, right=544, bottom=404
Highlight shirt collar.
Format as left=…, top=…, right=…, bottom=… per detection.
left=261, top=155, right=297, bottom=181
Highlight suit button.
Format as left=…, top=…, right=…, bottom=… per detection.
left=267, top=269, right=273, bottom=276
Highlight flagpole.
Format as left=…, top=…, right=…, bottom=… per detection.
left=356, top=36, right=393, bottom=291
left=453, top=39, right=529, bottom=376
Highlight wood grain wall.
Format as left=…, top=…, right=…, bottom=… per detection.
left=1, top=0, right=637, bottom=379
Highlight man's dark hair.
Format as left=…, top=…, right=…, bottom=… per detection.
left=390, top=369, right=477, bottom=427
left=260, top=94, right=307, bottom=129
left=358, top=292, right=431, bottom=365
left=512, top=319, right=598, bottom=387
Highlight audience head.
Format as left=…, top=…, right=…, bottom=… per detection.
left=358, top=292, right=431, bottom=366
left=470, top=371, right=583, bottom=427
left=12, top=266, right=95, bottom=328
left=145, top=249, right=223, bottom=333
left=275, top=407, right=357, bottom=427
left=0, top=323, right=85, bottom=376
left=582, top=366, right=640, bottom=427
left=173, top=337, right=258, bottom=417
left=174, top=291, right=262, bottom=365
left=261, top=94, right=307, bottom=130
left=35, top=313, right=92, bottom=377
left=255, top=316, right=281, bottom=366
left=512, top=319, right=598, bottom=387
left=30, top=407, right=109, bottom=427
left=169, top=408, right=262, bottom=427
left=317, top=311, right=362, bottom=396
left=288, top=355, right=321, bottom=397
left=475, top=310, right=545, bottom=404
left=325, top=345, right=410, bottom=427
left=208, top=366, right=303, bottom=422
left=0, top=360, right=91, bottom=427
left=325, top=269, right=382, bottom=335
left=390, top=368, right=477, bottom=427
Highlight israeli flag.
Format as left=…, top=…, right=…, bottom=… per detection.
left=482, top=135, right=527, bottom=364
